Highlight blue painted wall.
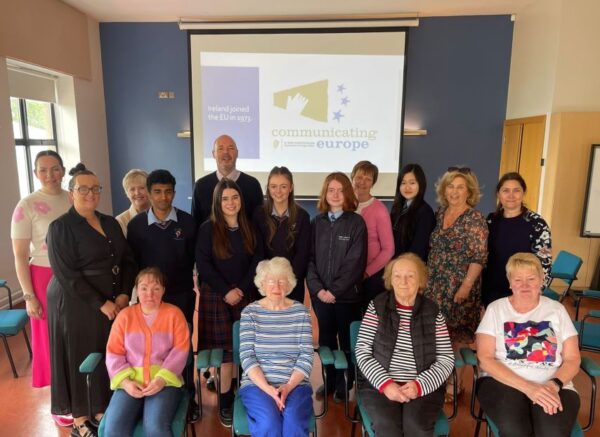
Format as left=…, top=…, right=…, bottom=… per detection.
left=100, top=16, right=512, bottom=215
left=100, top=23, right=192, bottom=213
left=403, top=16, right=513, bottom=213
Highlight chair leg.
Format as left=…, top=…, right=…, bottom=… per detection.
left=23, top=329, right=32, bottom=358
left=1, top=335, right=19, bottom=378
left=474, top=407, right=483, bottom=437
left=350, top=405, right=358, bottom=437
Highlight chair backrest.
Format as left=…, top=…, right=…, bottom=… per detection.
left=233, top=320, right=241, bottom=366
left=552, top=250, right=583, bottom=285
left=350, top=320, right=361, bottom=365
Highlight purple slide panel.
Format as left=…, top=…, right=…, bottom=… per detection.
left=200, top=65, right=260, bottom=159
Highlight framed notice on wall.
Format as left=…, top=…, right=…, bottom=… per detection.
left=581, top=144, right=600, bottom=237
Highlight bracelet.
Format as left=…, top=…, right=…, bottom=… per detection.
left=23, top=293, right=36, bottom=301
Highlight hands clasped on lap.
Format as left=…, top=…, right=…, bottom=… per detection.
left=526, top=381, right=563, bottom=415
left=382, top=380, right=419, bottom=403
left=121, top=377, right=166, bottom=398
left=265, top=383, right=295, bottom=411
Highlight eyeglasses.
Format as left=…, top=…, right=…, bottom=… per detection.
left=265, top=279, right=288, bottom=287
left=447, top=166, right=472, bottom=174
left=73, top=185, right=103, bottom=195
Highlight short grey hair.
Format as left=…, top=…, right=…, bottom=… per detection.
left=122, top=169, right=148, bottom=192
left=254, top=257, right=297, bottom=296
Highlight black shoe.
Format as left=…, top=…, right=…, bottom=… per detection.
left=189, top=399, right=200, bottom=423
left=71, top=421, right=98, bottom=437
left=219, top=390, right=234, bottom=427
left=333, top=390, right=346, bottom=404
left=219, top=406, right=233, bottom=427
left=206, top=375, right=216, bottom=392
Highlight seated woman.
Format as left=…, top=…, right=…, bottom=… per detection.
left=355, top=253, right=454, bottom=437
left=103, top=267, right=190, bottom=437
left=476, top=252, right=580, bottom=437
left=239, top=257, right=313, bottom=437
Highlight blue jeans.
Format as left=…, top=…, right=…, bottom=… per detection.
left=103, top=387, right=182, bottom=437
left=240, top=384, right=313, bottom=437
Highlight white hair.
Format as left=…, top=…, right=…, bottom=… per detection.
left=254, top=257, right=297, bottom=296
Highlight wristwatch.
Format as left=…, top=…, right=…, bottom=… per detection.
left=551, top=377, right=563, bottom=390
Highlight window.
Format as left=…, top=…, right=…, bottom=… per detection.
left=11, top=97, right=58, bottom=197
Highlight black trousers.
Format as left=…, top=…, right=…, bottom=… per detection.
left=359, top=384, right=445, bottom=437
left=477, top=377, right=580, bottom=437
left=312, top=299, right=361, bottom=394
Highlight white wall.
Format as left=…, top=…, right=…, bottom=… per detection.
left=0, top=58, right=22, bottom=294
left=552, top=0, right=600, bottom=112
left=73, top=18, right=113, bottom=213
left=505, top=0, right=562, bottom=119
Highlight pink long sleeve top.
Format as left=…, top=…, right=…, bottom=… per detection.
left=357, top=198, right=395, bottom=277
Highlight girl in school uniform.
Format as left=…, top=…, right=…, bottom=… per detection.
left=253, top=166, right=310, bottom=303
left=196, top=178, right=263, bottom=425
left=306, top=172, right=367, bottom=401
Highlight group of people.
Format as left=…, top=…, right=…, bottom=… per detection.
left=10, top=132, right=580, bottom=437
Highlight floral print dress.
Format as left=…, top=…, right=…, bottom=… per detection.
left=425, top=207, right=488, bottom=343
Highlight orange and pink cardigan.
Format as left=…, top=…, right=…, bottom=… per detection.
left=106, top=303, right=190, bottom=390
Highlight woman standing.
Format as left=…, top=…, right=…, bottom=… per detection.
left=11, top=150, right=71, bottom=423
left=351, top=161, right=394, bottom=311
left=307, top=172, right=367, bottom=402
left=390, top=164, right=435, bottom=261
left=253, top=167, right=310, bottom=303
left=115, top=169, right=150, bottom=236
left=425, top=167, right=488, bottom=401
left=47, top=164, right=137, bottom=437
left=482, top=172, right=552, bottom=307
left=196, top=178, right=263, bottom=426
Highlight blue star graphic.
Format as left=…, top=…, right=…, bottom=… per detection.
left=337, top=84, right=346, bottom=93
left=333, top=110, right=344, bottom=122
left=341, top=96, right=350, bottom=106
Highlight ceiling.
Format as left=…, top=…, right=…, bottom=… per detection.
left=61, top=0, right=535, bottom=22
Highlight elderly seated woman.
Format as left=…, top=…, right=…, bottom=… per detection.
left=476, top=252, right=581, bottom=437
left=355, top=253, right=454, bottom=437
left=103, top=267, right=190, bottom=437
left=239, top=257, right=314, bottom=437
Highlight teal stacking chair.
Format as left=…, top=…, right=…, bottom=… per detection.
left=543, top=250, right=583, bottom=303
left=0, top=280, right=32, bottom=378
left=576, top=307, right=600, bottom=353
left=80, top=351, right=196, bottom=437
left=339, top=320, right=462, bottom=437
left=460, top=348, right=599, bottom=437
left=210, top=320, right=338, bottom=437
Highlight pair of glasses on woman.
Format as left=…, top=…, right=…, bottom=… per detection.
left=73, top=185, right=103, bottom=195
left=447, top=166, right=472, bottom=174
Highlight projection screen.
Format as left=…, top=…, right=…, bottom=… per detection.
left=189, top=28, right=408, bottom=197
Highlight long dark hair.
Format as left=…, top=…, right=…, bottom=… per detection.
left=210, top=178, right=255, bottom=259
left=263, top=166, right=298, bottom=251
left=390, top=164, right=428, bottom=249
left=494, top=172, right=528, bottom=216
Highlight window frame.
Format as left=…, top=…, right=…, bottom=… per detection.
left=13, top=97, right=59, bottom=194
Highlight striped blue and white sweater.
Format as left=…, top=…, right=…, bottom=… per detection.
left=240, top=301, right=313, bottom=388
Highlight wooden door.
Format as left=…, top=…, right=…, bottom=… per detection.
left=499, top=122, right=523, bottom=176
left=518, top=116, right=546, bottom=210
left=499, top=116, right=546, bottom=212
